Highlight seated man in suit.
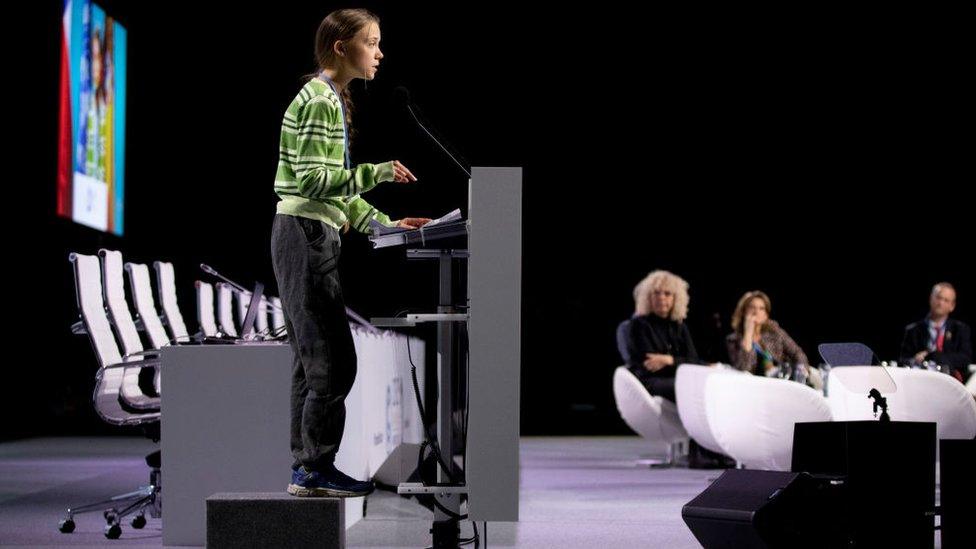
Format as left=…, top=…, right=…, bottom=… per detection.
left=900, top=282, right=973, bottom=382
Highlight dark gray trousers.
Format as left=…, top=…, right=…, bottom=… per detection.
left=271, top=214, right=357, bottom=471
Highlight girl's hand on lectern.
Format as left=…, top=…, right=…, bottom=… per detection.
left=395, top=217, right=432, bottom=229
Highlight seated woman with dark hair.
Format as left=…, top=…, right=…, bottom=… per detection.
left=726, top=290, right=821, bottom=389
left=619, top=270, right=701, bottom=403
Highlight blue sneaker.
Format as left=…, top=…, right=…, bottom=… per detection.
left=287, top=464, right=374, bottom=497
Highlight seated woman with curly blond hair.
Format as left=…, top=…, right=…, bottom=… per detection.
left=726, top=291, right=820, bottom=389
left=619, top=270, right=702, bottom=403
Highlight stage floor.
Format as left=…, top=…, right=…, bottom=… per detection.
left=0, top=436, right=942, bottom=548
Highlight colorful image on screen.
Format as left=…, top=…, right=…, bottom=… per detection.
left=56, top=0, right=127, bottom=235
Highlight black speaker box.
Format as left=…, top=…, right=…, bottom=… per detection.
left=682, top=469, right=848, bottom=548
left=792, top=420, right=936, bottom=549
left=939, top=438, right=975, bottom=549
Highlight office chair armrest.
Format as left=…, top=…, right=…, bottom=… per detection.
left=122, top=350, right=161, bottom=362
left=121, top=393, right=161, bottom=412
left=104, top=358, right=161, bottom=371
left=170, top=335, right=201, bottom=345
left=95, top=363, right=162, bottom=412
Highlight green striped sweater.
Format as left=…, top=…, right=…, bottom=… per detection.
left=274, top=77, right=394, bottom=232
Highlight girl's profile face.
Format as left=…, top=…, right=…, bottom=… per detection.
left=342, top=23, right=383, bottom=80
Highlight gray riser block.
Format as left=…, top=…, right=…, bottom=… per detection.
left=207, top=492, right=345, bottom=549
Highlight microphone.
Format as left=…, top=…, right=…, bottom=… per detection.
left=394, top=85, right=471, bottom=178
left=393, top=85, right=411, bottom=107
left=199, top=263, right=283, bottom=313
left=200, top=263, right=247, bottom=294
left=868, top=388, right=890, bottom=422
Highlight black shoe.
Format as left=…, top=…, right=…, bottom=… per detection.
left=287, top=464, right=374, bottom=497
left=688, top=441, right=736, bottom=469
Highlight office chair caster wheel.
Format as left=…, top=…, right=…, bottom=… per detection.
left=103, top=508, right=117, bottom=520
left=104, top=523, right=122, bottom=539
left=131, top=514, right=146, bottom=529
left=58, top=518, right=75, bottom=533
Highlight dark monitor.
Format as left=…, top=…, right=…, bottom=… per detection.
left=239, top=282, right=264, bottom=340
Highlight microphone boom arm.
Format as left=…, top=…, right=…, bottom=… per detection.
left=401, top=96, right=471, bottom=178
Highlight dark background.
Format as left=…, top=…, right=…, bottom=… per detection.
left=6, top=2, right=970, bottom=439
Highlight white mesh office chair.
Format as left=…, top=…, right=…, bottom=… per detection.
left=153, top=261, right=190, bottom=342
left=124, top=262, right=170, bottom=350
left=256, top=296, right=269, bottom=335
left=270, top=296, right=285, bottom=336
left=195, top=280, right=218, bottom=338
left=99, top=249, right=159, bottom=404
left=216, top=282, right=238, bottom=337
left=65, top=253, right=161, bottom=539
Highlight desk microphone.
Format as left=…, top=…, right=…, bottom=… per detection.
left=394, top=86, right=471, bottom=178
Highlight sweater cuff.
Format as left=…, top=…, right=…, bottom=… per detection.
left=375, top=161, right=396, bottom=184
